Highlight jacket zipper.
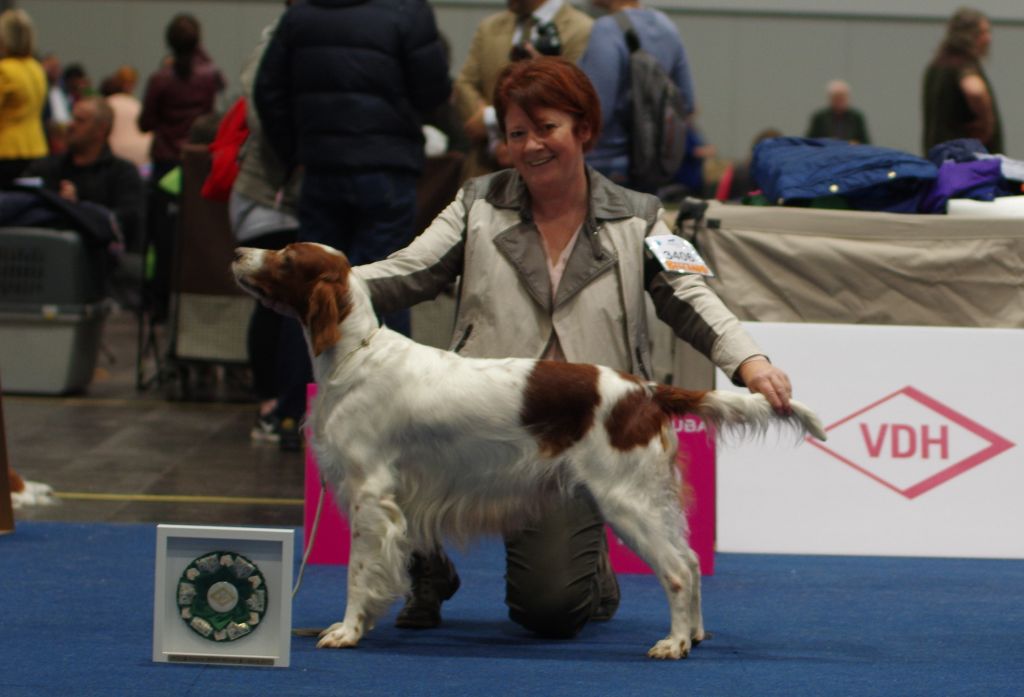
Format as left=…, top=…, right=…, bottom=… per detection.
left=453, top=323, right=473, bottom=354
left=635, top=346, right=651, bottom=380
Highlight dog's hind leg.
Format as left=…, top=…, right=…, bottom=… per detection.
left=318, top=489, right=411, bottom=649
left=586, top=477, right=702, bottom=659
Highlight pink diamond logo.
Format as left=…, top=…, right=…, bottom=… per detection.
left=806, top=386, right=1014, bottom=499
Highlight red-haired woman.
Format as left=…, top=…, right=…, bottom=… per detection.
left=356, top=57, right=797, bottom=639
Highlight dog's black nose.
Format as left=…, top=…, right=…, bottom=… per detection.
left=233, top=249, right=245, bottom=263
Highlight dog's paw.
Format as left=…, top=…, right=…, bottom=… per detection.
left=316, top=621, right=363, bottom=649
left=647, top=636, right=692, bottom=660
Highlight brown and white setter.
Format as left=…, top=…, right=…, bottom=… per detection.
left=232, top=242, right=826, bottom=659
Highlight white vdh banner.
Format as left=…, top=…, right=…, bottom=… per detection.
left=715, top=323, right=1023, bottom=559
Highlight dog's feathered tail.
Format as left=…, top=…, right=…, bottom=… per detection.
left=652, top=385, right=827, bottom=442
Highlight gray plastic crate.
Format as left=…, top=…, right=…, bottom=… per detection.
left=0, top=227, right=108, bottom=394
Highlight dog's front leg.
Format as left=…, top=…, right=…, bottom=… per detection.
left=318, top=492, right=410, bottom=649
left=317, top=559, right=371, bottom=648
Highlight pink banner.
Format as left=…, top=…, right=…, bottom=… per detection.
left=302, top=385, right=716, bottom=575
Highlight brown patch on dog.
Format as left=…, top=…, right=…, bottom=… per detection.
left=650, top=384, right=708, bottom=417
left=608, top=382, right=712, bottom=452
left=606, top=387, right=669, bottom=451
left=520, top=361, right=601, bottom=457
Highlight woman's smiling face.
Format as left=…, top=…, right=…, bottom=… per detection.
left=504, top=103, right=591, bottom=193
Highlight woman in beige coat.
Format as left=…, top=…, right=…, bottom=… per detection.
left=357, top=57, right=796, bottom=639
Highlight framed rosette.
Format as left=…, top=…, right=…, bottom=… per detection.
left=177, top=551, right=267, bottom=642
left=153, top=525, right=293, bottom=667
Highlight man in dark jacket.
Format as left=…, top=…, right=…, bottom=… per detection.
left=805, top=79, right=870, bottom=145
left=254, top=0, right=451, bottom=450
left=22, top=95, right=144, bottom=249
left=255, top=0, right=450, bottom=308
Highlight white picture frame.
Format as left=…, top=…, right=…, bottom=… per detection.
left=153, top=524, right=294, bottom=668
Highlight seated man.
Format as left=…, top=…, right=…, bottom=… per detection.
left=805, top=79, right=870, bottom=145
left=22, top=95, right=144, bottom=250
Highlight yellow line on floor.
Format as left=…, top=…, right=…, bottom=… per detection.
left=56, top=492, right=305, bottom=506
left=7, top=395, right=252, bottom=411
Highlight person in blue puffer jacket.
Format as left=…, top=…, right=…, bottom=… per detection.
left=254, top=0, right=452, bottom=451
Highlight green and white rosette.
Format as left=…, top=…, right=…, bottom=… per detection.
left=176, top=552, right=267, bottom=642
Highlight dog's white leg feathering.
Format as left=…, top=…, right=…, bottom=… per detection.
left=317, top=488, right=411, bottom=649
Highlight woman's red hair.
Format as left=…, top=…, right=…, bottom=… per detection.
left=493, top=57, right=602, bottom=152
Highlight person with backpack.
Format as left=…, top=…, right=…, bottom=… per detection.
left=579, top=0, right=695, bottom=193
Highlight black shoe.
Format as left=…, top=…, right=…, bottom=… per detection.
left=395, top=550, right=461, bottom=629
left=590, top=545, right=620, bottom=622
left=278, top=417, right=302, bottom=453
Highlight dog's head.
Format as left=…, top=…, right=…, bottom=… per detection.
left=232, top=242, right=352, bottom=356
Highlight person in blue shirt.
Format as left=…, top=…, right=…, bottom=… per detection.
left=579, top=0, right=695, bottom=189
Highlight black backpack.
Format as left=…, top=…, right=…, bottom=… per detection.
left=613, top=12, right=689, bottom=190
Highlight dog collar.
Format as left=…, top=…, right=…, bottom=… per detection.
left=328, top=326, right=381, bottom=379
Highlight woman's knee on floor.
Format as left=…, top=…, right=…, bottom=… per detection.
left=506, top=577, right=596, bottom=638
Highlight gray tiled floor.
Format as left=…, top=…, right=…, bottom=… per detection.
left=5, top=308, right=306, bottom=526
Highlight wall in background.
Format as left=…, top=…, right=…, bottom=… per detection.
left=19, top=0, right=1023, bottom=160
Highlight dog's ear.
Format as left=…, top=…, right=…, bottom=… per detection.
left=307, top=280, right=344, bottom=356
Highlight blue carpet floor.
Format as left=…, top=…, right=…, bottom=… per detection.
left=2, top=521, right=1022, bottom=696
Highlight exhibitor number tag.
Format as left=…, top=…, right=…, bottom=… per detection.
left=644, top=235, right=715, bottom=276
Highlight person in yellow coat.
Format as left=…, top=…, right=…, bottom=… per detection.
left=0, top=8, right=47, bottom=187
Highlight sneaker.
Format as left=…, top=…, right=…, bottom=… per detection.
left=250, top=412, right=281, bottom=444
left=395, top=550, right=461, bottom=629
left=278, top=417, right=302, bottom=453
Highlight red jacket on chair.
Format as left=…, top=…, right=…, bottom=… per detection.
left=201, top=96, right=248, bottom=202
